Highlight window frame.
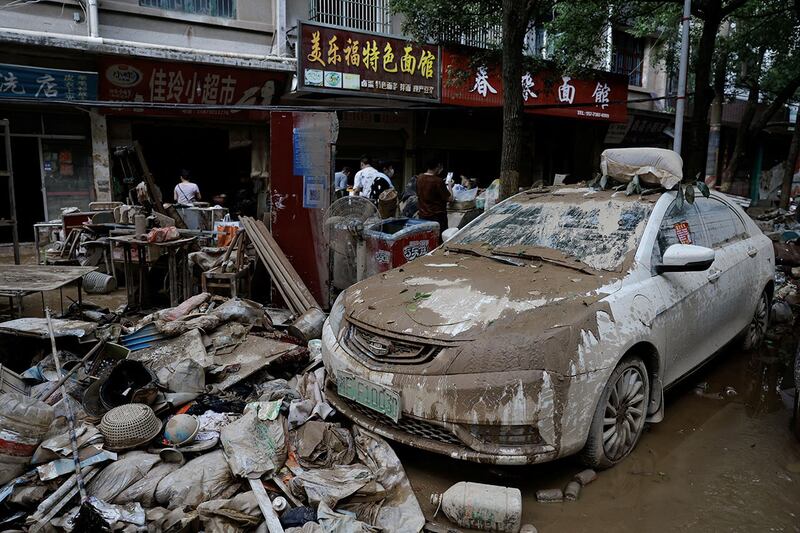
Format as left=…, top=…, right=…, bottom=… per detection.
left=138, top=0, right=237, bottom=19
left=694, top=196, right=750, bottom=250
left=611, top=30, right=644, bottom=87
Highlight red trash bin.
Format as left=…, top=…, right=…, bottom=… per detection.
left=363, top=218, right=440, bottom=275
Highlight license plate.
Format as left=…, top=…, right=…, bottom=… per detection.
left=336, top=371, right=401, bottom=422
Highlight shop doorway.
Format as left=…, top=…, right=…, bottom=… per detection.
left=131, top=124, right=251, bottom=206
left=8, top=137, right=45, bottom=241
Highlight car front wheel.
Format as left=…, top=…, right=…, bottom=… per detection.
left=581, top=357, right=650, bottom=469
left=742, top=290, right=769, bottom=351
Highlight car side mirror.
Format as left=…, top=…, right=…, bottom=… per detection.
left=656, top=244, right=715, bottom=273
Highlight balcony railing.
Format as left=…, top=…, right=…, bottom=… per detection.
left=309, top=0, right=391, bottom=34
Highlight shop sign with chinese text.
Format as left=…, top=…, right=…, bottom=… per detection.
left=298, top=21, right=440, bottom=102
left=98, top=57, right=287, bottom=118
left=0, top=63, right=97, bottom=101
left=441, top=49, right=627, bottom=122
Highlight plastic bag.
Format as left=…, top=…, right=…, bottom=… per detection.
left=0, top=393, right=54, bottom=484
left=483, top=179, right=501, bottom=212
left=155, top=450, right=239, bottom=509
left=197, top=491, right=262, bottom=533
left=600, top=147, right=683, bottom=189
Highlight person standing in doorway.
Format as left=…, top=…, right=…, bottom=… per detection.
left=352, top=156, right=381, bottom=198
left=416, top=158, right=452, bottom=240
left=334, top=166, right=352, bottom=198
left=369, top=161, right=395, bottom=201
left=174, top=169, right=201, bottom=204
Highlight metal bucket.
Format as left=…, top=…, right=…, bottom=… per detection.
left=83, top=271, right=117, bottom=294
left=288, top=308, right=327, bottom=342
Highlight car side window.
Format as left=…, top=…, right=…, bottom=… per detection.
left=654, top=200, right=708, bottom=261
left=694, top=197, right=747, bottom=249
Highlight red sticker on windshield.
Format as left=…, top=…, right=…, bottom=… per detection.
left=673, top=221, right=692, bottom=244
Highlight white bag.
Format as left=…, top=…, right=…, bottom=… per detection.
left=600, top=148, right=683, bottom=189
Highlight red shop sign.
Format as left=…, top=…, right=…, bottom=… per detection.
left=98, top=57, right=288, bottom=119
left=297, top=21, right=440, bottom=102
left=441, top=48, right=628, bottom=122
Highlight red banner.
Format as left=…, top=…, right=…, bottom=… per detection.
left=98, top=57, right=288, bottom=118
left=441, top=49, right=628, bottom=122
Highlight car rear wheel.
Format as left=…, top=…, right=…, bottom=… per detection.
left=742, top=290, right=769, bottom=351
left=581, top=357, right=649, bottom=469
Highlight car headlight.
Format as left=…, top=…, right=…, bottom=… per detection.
left=327, top=291, right=347, bottom=337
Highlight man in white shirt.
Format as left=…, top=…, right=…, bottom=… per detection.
left=352, top=156, right=381, bottom=198
left=174, top=169, right=201, bottom=204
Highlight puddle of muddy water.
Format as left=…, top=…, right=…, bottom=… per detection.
left=402, top=327, right=800, bottom=532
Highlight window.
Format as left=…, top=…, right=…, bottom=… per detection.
left=309, top=0, right=391, bottom=34
left=655, top=200, right=708, bottom=261
left=695, top=197, right=748, bottom=249
left=139, top=0, right=235, bottom=18
left=611, top=30, right=644, bottom=87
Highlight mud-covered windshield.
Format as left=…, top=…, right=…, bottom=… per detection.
left=453, top=194, right=653, bottom=271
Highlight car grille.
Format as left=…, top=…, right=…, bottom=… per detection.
left=342, top=323, right=441, bottom=365
left=339, top=395, right=463, bottom=446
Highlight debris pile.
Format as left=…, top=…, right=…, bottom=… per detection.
left=0, top=293, right=425, bottom=532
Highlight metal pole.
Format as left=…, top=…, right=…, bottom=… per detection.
left=673, top=0, right=691, bottom=154
left=44, top=308, right=87, bottom=502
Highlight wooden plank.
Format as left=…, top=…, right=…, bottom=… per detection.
left=0, top=265, right=96, bottom=292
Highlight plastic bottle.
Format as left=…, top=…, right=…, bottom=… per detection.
left=430, top=481, right=522, bottom=533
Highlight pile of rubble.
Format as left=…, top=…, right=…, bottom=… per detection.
left=0, top=293, right=424, bottom=532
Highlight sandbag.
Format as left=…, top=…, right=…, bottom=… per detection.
left=114, top=461, right=182, bottom=507
left=0, top=393, right=55, bottom=484
left=155, top=450, right=239, bottom=509
left=87, top=451, right=161, bottom=502
left=289, top=464, right=373, bottom=507
left=197, top=491, right=262, bottom=533
left=600, top=147, right=683, bottom=189
left=220, top=411, right=287, bottom=478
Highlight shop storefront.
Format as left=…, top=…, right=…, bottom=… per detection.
left=0, top=63, right=99, bottom=238
left=438, top=47, right=629, bottom=186
left=97, top=56, right=289, bottom=214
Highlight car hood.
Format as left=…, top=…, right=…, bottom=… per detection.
left=345, top=248, right=623, bottom=342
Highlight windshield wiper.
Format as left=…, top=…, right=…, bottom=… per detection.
left=443, top=244, right=526, bottom=267
left=490, top=249, right=596, bottom=275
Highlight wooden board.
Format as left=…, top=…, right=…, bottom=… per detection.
left=0, top=265, right=96, bottom=292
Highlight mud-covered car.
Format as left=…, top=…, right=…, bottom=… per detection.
left=321, top=186, right=775, bottom=468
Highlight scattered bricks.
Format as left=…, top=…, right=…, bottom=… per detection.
left=564, top=481, right=581, bottom=501
left=574, top=469, right=597, bottom=486
left=536, top=488, right=563, bottom=503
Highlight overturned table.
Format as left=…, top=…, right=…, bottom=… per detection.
left=0, top=264, right=96, bottom=317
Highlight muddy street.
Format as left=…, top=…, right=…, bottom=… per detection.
left=403, top=339, right=800, bottom=532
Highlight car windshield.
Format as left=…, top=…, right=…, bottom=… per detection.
left=452, top=192, right=653, bottom=271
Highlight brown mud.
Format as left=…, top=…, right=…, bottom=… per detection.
left=403, top=325, right=800, bottom=532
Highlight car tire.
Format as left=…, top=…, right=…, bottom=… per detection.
left=581, top=357, right=650, bottom=470
left=742, top=290, right=770, bottom=351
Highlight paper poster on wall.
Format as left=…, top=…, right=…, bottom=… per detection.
left=303, top=176, right=326, bottom=209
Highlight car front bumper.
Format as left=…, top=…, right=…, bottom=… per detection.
left=321, top=321, right=604, bottom=465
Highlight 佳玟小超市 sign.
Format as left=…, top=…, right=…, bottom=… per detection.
left=98, top=57, right=287, bottom=118
left=298, top=21, right=440, bottom=102
left=441, top=49, right=628, bottom=122
left=0, top=63, right=97, bottom=101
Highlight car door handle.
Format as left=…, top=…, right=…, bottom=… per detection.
left=707, top=269, right=722, bottom=283
left=747, top=247, right=758, bottom=257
